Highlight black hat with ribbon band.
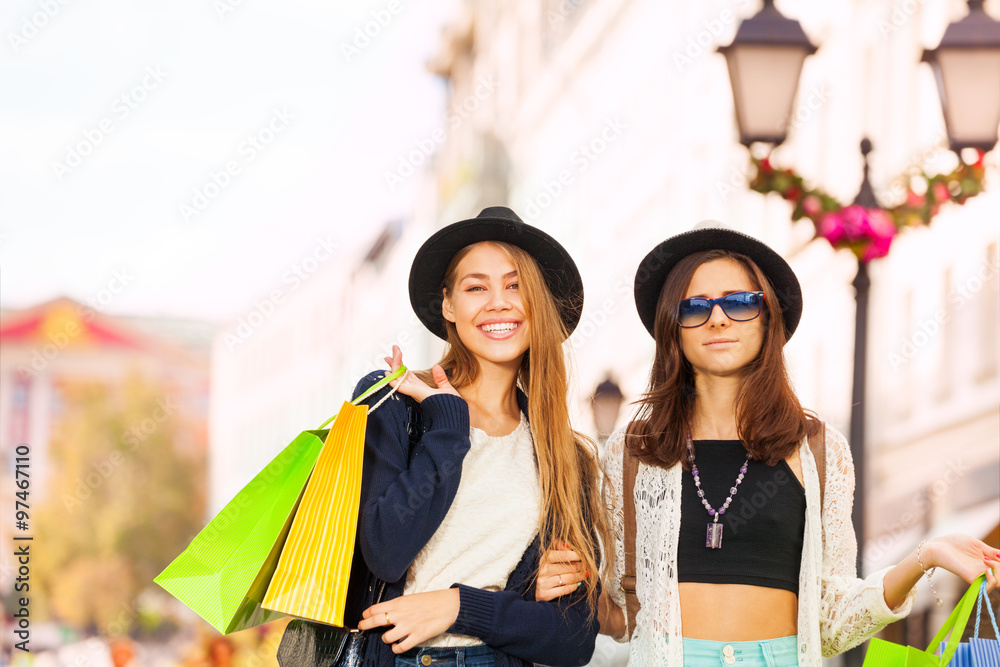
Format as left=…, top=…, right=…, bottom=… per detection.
left=633, top=226, right=803, bottom=340
left=409, top=206, right=584, bottom=341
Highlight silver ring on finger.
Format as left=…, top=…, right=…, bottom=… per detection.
left=557, top=575, right=563, bottom=586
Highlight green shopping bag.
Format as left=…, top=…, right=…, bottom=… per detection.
left=154, top=366, right=405, bottom=634
left=863, top=574, right=989, bottom=666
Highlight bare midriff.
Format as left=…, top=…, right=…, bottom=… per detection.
left=678, top=583, right=798, bottom=640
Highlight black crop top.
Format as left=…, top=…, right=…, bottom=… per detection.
left=677, top=440, right=806, bottom=593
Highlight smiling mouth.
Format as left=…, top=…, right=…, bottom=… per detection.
left=479, top=322, right=521, bottom=338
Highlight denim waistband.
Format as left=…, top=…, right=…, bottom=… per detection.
left=671, top=635, right=799, bottom=667
left=395, top=644, right=496, bottom=667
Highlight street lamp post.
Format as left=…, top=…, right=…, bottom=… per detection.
left=719, top=1, right=999, bottom=664
left=921, top=0, right=1000, bottom=153
left=717, top=0, right=817, bottom=146
left=849, top=138, right=877, bottom=588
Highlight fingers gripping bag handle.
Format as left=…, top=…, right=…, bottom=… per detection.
left=317, top=365, right=407, bottom=429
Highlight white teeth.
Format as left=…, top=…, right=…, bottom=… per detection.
left=481, top=323, right=517, bottom=333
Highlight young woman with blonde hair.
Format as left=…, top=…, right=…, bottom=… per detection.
left=537, top=227, right=999, bottom=666
left=348, top=207, right=609, bottom=667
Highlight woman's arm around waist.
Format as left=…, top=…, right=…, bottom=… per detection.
left=448, top=537, right=600, bottom=666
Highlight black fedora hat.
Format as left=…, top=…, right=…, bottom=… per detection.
left=633, top=226, right=802, bottom=340
left=409, top=206, right=584, bottom=340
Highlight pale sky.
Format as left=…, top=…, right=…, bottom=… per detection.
left=1, top=0, right=458, bottom=323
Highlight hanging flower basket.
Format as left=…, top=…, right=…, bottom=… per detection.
left=748, top=151, right=987, bottom=262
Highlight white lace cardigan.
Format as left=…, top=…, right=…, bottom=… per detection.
left=604, top=424, right=917, bottom=666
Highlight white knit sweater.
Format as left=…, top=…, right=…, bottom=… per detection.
left=605, top=424, right=917, bottom=666
left=404, top=413, right=540, bottom=647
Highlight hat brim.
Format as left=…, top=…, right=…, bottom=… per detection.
left=633, top=228, right=802, bottom=340
left=409, top=216, right=584, bottom=340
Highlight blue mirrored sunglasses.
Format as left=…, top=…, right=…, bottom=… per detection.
left=677, top=291, right=765, bottom=328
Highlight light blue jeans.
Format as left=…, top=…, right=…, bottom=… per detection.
left=674, top=636, right=799, bottom=667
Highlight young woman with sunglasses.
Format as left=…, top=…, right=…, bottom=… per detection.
left=345, top=207, right=610, bottom=667
left=535, top=227, right=999, bottom=666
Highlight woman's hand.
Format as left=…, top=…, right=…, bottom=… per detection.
left=383, top=345, right=460, bottom=404
left=924, top=534, right=1000, bottom=592
left=535, top=545, right=587, bottom=602
left=885, top=533, right=1000, bottom=610
left=358, top=589, right=460, bottom=654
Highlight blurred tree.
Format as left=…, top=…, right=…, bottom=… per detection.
left=34, top=374, right=205, bottom=634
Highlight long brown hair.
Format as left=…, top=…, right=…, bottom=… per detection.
left=416, top=240, right=610, bottom=609
left=627, top=249, right=819, bottom=469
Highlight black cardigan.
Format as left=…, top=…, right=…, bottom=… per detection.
left=345, top=371, right=599, bottom=667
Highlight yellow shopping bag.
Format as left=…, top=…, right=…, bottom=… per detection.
left=262, top=399, right=370, bottom=627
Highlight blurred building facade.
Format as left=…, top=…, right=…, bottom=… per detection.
left=425, top=0, right=1000, bottom=658
left=0, top=298, right=211, bottom=601
left=0, top=298, right=212, bottom=494
left=204, top=0, right=998, bottom=662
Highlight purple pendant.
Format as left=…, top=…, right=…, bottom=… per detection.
left=706, top=522, right=723, bottom=549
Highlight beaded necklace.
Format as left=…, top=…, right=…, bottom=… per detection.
left=686, top=433, right=749, bottom=549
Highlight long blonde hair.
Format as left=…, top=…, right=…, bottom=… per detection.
left=417, top=240, right=610, bottom=609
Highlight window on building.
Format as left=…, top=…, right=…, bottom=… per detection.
left=978, top=241, right=999, bottom=382
left=10, top=373, right=31, bottom=446
left=937, top=267, right=954, bottom=403
left=895, top=289, right=914, bottom=420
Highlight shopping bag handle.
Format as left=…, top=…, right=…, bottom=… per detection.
left=974, top=578, right=1000, bottom=640
left=317, top=365, right=408, bottom=429
left=928, top=573, right=987, bottom=665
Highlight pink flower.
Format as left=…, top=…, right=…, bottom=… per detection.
left=862, top=209, right=896, bottom=261
left=818, top=205, right=896, bottom=262
left=819, top=211, right=847, bottom=245
left=803, top=195, right=822, bottom=217
left=932, top=181, right=950, bottom=203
